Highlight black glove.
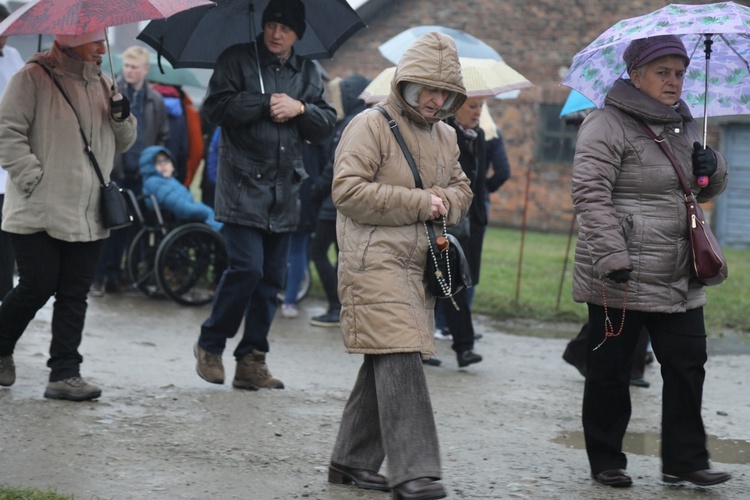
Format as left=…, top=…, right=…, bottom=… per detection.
left=110, top=93, right=130, bottom=121
left=692, top=141, right=717, bottom=178
left=608, top=269, right=631, bottom=283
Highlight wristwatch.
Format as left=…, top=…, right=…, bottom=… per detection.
left=299, top=103, right=306, bottom=115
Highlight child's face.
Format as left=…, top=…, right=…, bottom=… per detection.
left=155, top=154, right=175, bottom=178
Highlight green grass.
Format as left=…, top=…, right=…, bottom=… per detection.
left=308, top=226, right=750, bottom=335
left=0, top=486, right=73, bottom=500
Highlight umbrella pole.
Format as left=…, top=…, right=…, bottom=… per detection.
left=104, top=28, right=117, bottom=95
left=702, top=34, right=713, bottom=147
left=249, top=1, right=265, bottom=94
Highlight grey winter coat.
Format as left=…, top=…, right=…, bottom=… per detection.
left=571, top=79, right=728, bottom=313
left=332, top=32, right=472, bottom=356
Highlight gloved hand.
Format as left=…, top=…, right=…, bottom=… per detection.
left=608, top=269, right=631, bottom=283
left=110, top=93, right=130, bottom=121
left=692, top=141, right=717, bottom=178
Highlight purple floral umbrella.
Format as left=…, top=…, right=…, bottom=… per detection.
left=561, top=1, right=750, bottom=144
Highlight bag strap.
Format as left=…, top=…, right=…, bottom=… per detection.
left=373, top=106, right=423, bottom=189
left=372, top=105, right=445, bottom=245
left=30, top=61, right=107, bottom=188
left=637, top=121, right=693, bottom=199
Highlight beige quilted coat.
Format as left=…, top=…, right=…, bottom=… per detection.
left=572, top=79, right=728, bottom=313
left=332, top=32, right=472, bottom=355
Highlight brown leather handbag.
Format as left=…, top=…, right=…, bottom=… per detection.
left=639, top=122, right=728, bottom=286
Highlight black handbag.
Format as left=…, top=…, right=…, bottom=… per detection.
left=32, top=62, right=132, bottom=230
left=374, top=106, right=472, bottom=309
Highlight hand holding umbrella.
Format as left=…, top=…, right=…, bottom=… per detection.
left=692, top=142, right=717, bottom=187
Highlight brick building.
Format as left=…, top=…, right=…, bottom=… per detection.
left=322, top=0, right=750, bottom=247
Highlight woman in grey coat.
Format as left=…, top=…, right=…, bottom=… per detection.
left=572, top=35, right=730, bottom=488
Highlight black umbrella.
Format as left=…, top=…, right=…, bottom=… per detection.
left=136, top=0, right=366, bottom=69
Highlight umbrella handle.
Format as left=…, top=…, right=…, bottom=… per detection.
left=698, top=34, right=713, bottom=188
left=104, top=28, right=117, bottom=95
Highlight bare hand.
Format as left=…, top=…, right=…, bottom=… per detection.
left=429, top=194, right=447, bottom=220
left=270, top=93, right=302, bottom=123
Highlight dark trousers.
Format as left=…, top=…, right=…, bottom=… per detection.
left=331, top=353, right=441, bottom=487
left=199, top=223, right=290, bottom=360
left=441, top=289, right=475, bottom=354
left=0, top=194, right=14, bottom=299
left=0, top=232, right=102, bottom=381
left=564, top=321, right=649, bottom=379
left=583, top=303, right=709, bottom=475
left=309, top=218, right=340, bottom=312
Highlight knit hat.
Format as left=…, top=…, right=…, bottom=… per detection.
left=262, top=0, right=306, bottom=40
left=623, top=35, right=689, bottom=73
left=55, top=30, right=107, bottom=48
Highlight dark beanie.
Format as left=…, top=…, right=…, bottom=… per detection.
left=262, top=0, right=306, bottom=40
left=623, top=35, right=689, bottom=73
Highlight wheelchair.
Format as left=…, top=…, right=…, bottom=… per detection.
left=122, top=189, right=228, bottom=307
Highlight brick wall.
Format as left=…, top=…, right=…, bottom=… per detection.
left=321, top=0, right=736, bottom=233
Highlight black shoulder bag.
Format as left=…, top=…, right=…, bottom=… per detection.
left=32, top=62, right=132, bottom=229
left=373, top=106, right=472, bottom=309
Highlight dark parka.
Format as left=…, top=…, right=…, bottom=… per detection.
left=332, top=32, right=472, bottom=356
left=202, top=35, right=337, bottom=232
left=572, top=79, right=728, bottom=313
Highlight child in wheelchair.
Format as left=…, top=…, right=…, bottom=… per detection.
left=139, top=145, right=222, bottom=232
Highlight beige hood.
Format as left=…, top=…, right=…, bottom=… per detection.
left=389, top=31, right=467, bottom=124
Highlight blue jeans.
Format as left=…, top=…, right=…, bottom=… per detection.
left=0, top=232, right=102, bottom=381
left=198, top=223, right=290, bottom=360
left=283, top=232, right=308, bottom=305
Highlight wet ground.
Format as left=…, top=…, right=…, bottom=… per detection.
left=0, top=293, right=748, bottom=499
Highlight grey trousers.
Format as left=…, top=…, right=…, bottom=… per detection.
left=331, top=352, right=442, bottom=487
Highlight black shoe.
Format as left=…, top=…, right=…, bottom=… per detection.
left=392, top=478, right=446, bottom=500
left=663, top=469, right=731, bottom=486
left=328, top=461, right=390, bottom=491
left=310, top=310, right=340, bottom=327
left=629, top=378, right=650, bottom=388
left=457, top=350, right=482, bottom=368
left=422, top=357, right=441, bottom=366
left=592, top=469, right=632, bottom=487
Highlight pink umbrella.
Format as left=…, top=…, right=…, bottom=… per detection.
left=0, top=0, right=214, bottom=36
left=0, top=0, right=214, bottom=90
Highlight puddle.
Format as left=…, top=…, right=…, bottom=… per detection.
left=554, top=431, right=750, bottom=464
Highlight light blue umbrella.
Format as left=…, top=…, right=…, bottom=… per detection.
left=379, top=25, right=504, bottom=63
left=101, top=52, right=204, bottom=88
left=378, top=25, right=520, bottom=99
left=559, top=90, right=595, bottom=118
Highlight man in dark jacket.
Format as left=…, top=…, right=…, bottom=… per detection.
left=194, top=0, right=336, bottom=390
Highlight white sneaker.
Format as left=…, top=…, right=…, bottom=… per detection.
left=434, top=329, right=452, bottom=341
left=281, top=304, right=298, bottom=318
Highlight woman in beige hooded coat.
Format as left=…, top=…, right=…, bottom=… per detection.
left=327, top=33, right=471, bottom=500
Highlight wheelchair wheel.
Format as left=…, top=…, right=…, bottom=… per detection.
left=127, top=227, right=165, bottom=298
left=154, top=223, right=227, bottom=306
left=276, top=264, right=311, bottom=303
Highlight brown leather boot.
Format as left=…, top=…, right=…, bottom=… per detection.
left=194, top=343, right=224, bottom=384
left=233, top=350, right=284, bottom=390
